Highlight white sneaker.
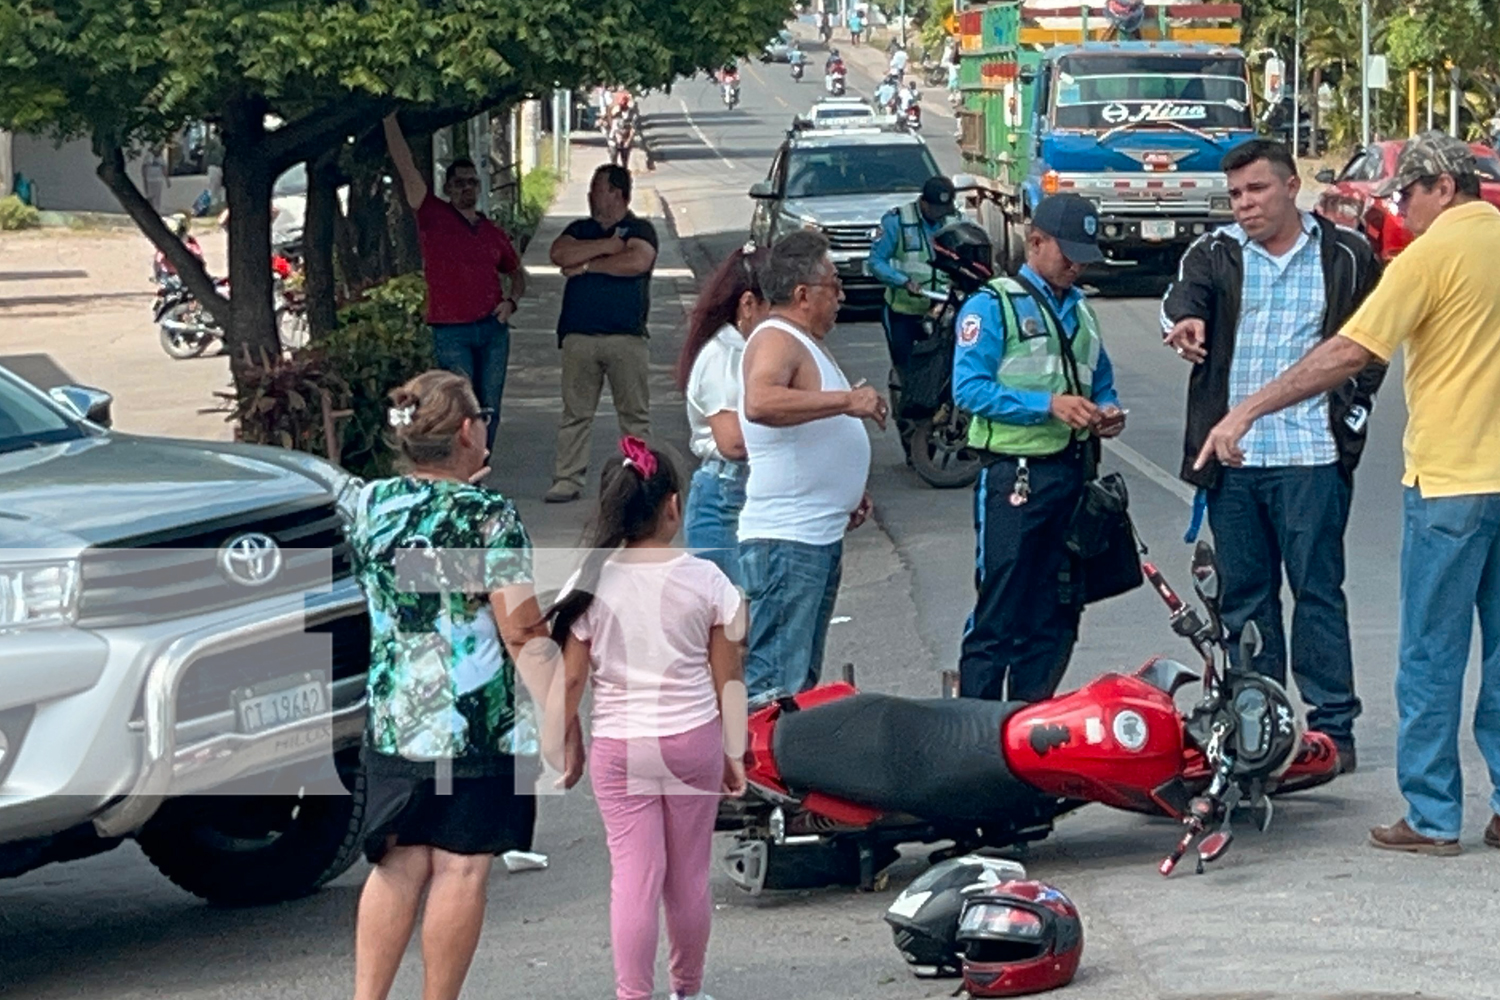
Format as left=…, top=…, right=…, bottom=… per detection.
left=670, top=993, right=714, bottom=1000
left=501, top=850, right=549, bottom=873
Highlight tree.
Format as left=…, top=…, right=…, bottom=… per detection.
left=0, top=0, right=786, bottom=384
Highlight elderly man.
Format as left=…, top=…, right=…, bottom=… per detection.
left=545, top=164, right=659, bottom=503
left=1162, top=138, right=1384, bottom=775
left=738, top=230, right=888, bottom=700
left=1197, top=131, right=1500, bottom=856
left=952, top=193, right=1125, bottom=702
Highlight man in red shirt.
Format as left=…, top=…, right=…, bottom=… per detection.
left=385, top=114, right=526, bottom=451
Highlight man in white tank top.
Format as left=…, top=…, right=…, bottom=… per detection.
left=737, top=230, right=889, bottom=700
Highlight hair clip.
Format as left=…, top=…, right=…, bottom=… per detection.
left=619, top=435, right=658, bottom=478
left=387, top=405, right=416, bottom=428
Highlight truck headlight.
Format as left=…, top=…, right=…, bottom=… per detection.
left=0, top=560, right=80, bottom=629
left=1211, top=196, right=1232, bottom=212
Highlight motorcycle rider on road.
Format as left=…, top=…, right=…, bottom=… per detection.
left=824, top=50, right=847, bottom=94
left=952, top=194, right=1126, bottom=702
left=898, top=81, right=921, bottom=115
left=868, top=177, right=960, bottom=456
left=875, top=75, right=899, bottom=113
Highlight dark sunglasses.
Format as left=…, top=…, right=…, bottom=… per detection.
left=474, top=407, right=495, bottom=428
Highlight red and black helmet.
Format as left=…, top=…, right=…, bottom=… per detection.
left=956, top=880, right=1083, bottom=997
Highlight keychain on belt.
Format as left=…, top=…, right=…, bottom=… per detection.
left=1010, top=458, right=1031, bottom=507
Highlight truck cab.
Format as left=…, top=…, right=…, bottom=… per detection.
left=957, top=1, right=1255, bottom=272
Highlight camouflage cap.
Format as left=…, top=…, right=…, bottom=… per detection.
left=1374, top=130, right=1479, bottom=197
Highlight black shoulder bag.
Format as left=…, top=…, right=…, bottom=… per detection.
left=1011, top=275, right=1144, bottom=605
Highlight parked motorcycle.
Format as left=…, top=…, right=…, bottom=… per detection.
left=152, top=251, right=305, bottom=360
left=719, top=541, right=1341, bottom=895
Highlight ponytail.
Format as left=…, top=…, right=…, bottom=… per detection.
left=548, top=437, right=682, bottom=644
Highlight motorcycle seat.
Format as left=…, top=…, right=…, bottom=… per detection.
left=773, top=693, right=1039, bottom=824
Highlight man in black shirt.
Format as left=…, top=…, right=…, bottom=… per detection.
left=546, top=164, right=660, bottom=502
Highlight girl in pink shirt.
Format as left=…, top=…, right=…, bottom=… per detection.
left=551, top=437, right=747, bottom=1000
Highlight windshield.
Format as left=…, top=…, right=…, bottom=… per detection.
left=1053, top=54, right=1252, bottom=132
left=814, top=107, right=874, bottom=122
left=273, top=163, right=308, bottom=197
left=785, top=143, right=941, bottom=198
left=0, top=371, right=86, bottom=455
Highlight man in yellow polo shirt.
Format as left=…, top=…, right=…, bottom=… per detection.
left=1196, top=131, right=1500, bottom=857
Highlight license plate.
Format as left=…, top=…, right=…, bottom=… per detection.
left=1141, top=220, right=1177, bottom=241
left=234, top=673, right=328, bottom=735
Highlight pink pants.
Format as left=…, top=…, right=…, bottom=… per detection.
left=590, top=719, right=723, bottom=1000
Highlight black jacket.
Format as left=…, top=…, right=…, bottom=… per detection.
left=1161, top=215, right=1387, bottom=489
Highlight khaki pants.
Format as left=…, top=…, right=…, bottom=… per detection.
left=552, top=333, right=650, bottom=490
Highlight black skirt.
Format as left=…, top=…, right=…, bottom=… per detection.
left=360, top=749, right=539, bottom=864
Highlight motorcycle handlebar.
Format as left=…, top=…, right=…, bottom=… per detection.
left=1142, top=561, right=1185, bottom=612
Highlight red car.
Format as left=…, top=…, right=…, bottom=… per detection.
left=1314, top=140, right=1500, bottom=260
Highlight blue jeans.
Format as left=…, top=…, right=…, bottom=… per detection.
left=432, top=317, right=509, bottom=452
left=683, top=460, right=748, bottom=586
left=739, top=538, right=844, bottom=700
left=1205, top=464, right=1359, bottom=744
left=1396, top=488, right=1500, bottom=840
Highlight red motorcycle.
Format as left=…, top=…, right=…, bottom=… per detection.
left=721, top=542, right=1340, bottom=894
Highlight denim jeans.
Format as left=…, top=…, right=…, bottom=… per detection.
left=1396, top=488, right=1500, bottom=840
left=683, top=460, right=748, bottom=586
left=1205, top=464, right=1359, bottom=744
left=432, top=317, right=509, bottom=452
left=739, top=538, right=844, bottom=700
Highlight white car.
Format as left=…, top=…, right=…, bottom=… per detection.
left=798, top=98, right=879, bottom=130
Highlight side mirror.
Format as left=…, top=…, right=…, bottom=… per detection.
left=1239, top=619, right=1264, bottom=664
left=1315, top=168, right=1336, bottom=184
left=749, top=180, right=775, bottom=199
left=50, top=385, right=113, bottom=428
left=1019, top=68, right=1036, bottom=84
left=1190, top=540, right=1220, bottom=605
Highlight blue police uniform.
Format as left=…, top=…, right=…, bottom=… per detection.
left=951, top=262, right=1121, bottom=701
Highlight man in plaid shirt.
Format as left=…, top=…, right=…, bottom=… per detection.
left=1161, top=139, right=1385, bottom=773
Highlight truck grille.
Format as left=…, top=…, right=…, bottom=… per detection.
left=823, top=224, right=876, bottom=253
left=75, top=500, right=351, bottom=627
left=175, top=612, right=370, bottom=722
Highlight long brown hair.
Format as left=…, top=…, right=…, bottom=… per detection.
left=674, top=243, right=768, bottom=391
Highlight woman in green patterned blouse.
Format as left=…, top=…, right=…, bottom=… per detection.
left=347, top=370, right=581, bottom=1000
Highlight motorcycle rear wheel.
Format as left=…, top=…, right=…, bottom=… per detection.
left=909, top=410, right=982, bottom=489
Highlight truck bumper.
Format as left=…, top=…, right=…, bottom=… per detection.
left=0, top=580, right=367, bottom=843
left=1093, top=214, right=1235, bottom=258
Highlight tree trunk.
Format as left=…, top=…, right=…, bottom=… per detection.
left=221, top=96, right=281, bottom=378
left=304, top=148, right=340, bottom=340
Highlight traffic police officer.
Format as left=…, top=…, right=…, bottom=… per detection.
left=869, top=175, right=961, bottom=371
left=952, top=193, right=1126, bottom=702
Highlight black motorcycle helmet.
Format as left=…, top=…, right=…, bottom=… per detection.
left=931, top=220, right=995, bottom=294
left=884, top=855, right=1028, bottom=978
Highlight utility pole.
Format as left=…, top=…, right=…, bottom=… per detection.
left=1292, top=0, right=1302, bottom=158
left=1427, top=66, right=1436, bottom=130
left=900, top=0, right=908, bottom=48
left=1360, top=0, right=1370, bottom=146
left=1449, top=63, right=1460, bottom=136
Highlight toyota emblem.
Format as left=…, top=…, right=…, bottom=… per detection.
left=218, top=532, right=283, bottom=587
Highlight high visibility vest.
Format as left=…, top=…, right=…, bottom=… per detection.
left=966, top=275, right=1102, bottom=457
left=882, top=202, right=950, bottom=315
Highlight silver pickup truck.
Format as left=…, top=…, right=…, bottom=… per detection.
left=0, top=365, right=370, bottom=905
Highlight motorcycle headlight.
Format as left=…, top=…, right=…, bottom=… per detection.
left=0, top=559, right=80, bottom=630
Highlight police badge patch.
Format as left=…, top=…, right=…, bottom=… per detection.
left=958, top=314, right=982, bottom=345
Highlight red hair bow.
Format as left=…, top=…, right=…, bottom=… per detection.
left=620, top=436, right=657, bottom=478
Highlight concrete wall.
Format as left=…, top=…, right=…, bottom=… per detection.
left=10, top=133, right=207, bottom=215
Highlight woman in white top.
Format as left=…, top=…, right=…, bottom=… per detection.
left=673, top=243, right=770, bottom=584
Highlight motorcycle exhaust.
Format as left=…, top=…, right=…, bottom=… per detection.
left=159, top=318, right=213, bottom=336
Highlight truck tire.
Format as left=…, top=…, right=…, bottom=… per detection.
left=138, top=750, right=366, bottom=907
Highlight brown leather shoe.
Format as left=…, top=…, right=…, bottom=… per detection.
left=1485, top=814, right=1500, bottom=850
left=1369, top=818, right=1461, bottom=856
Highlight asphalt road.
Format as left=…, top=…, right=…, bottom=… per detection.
left=4, top=41, right=1499, bottom=1000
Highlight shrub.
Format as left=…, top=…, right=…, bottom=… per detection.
left=218, top=273, right=434, bottom=478
left=0, top=195, right=41, bottom=231
left=497, top=167, right=559, bottom=251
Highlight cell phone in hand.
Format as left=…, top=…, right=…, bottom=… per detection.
left=1097, top=408, right=1128, bottom=431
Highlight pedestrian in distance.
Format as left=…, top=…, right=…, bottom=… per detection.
left=1196, top=131, right=1500, bottom=857
left=1161, top=138, right=1385, bottom=775
left=546, top=164, right=660, bottom=503
left=550, top=437, right=748, bottom=1000
left=952, top=193, right=1126, bottom=703
left=738, top=229, right=887, bottom=702
left=347, top=370, right=582, bottom=1000
left=675, top=242, right=772, bottom=584
left=384, top=113, right=527, bottom=456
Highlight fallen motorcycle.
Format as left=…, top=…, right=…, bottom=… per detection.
left=720, top=541, right=1341, bottom=894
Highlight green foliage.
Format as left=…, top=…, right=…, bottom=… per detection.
left=0, top=194, right=40, bottom=230
left=498, top=166, right=560, bottom=251
left=220, top=274, right=434, bottom=478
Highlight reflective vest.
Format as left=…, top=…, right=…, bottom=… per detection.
left=882, top=202, right=950, bottom=315
left=967, top=275, right=1102, bottom=457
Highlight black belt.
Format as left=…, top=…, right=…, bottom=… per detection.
left=980, top=440, right=1087, bottom=466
